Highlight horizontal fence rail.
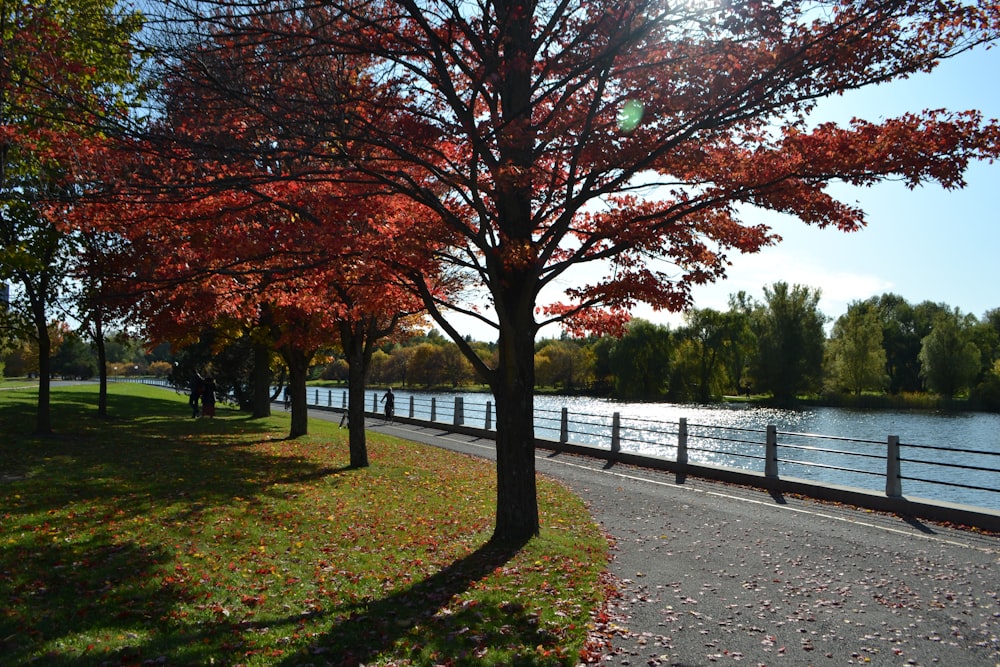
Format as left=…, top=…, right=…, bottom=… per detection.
left=338, top=388, right=999, bottom=513
left=109, top=379, right=1000, bottom=517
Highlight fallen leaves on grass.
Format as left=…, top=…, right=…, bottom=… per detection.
left=0, top=385, right=609, bottom=666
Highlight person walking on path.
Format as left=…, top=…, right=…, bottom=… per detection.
left=380, top=387, right=395, bottom=423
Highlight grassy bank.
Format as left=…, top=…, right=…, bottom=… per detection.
left=0, top=384, right=609, bottom=666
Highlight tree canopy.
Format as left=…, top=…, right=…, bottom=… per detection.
left=753, top=282, right=826, bottom=404
left=47, top=0, right=1000, bottom=541
left=826, top=302, right=888, bottom=396
left=1, top=0, right=144, bottom=433
left=919, top=308, right=982, bottom=399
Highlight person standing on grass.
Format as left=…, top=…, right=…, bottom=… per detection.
left=189, top=375, right=203, bottom=418
left=381, top=387, right=395, bottom=422
left=202, top=377, right=216, bottom=418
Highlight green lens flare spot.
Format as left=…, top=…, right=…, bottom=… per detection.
left=617, top=100, right=644, bottom=133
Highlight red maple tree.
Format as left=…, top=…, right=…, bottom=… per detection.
left=69, top=21, right=441, bottom=449
left=254, top=0, right=1000, bottom=543
left=140, top=0, right=1000, bottom=542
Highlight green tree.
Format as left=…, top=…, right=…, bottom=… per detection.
left=368, top=347, right=391, bottom=385
left=608, top=320, right=672, bottom=400
left=320, top=356, right=350, bottom=382
left=972, top=359, right=1000, bottom=411
left=677, top=308, right=747, bottom=402
left=665, top=337, right=701, bottom=402
left=753, top=283, right=827, bottom=405
left=866, top=294, right=917, bottom=394
left=408, top=343, right=447, bottom=388
left=1, top=0, right=143, bottom=433
left=968, top=311, right=1000, bottom=385
left=724, top=293, right=759, bottom=396
left=51, top=330, right=98, bottom=379
left=0, top=207, right=69, bottom=427
left=2, top=337, right=33, bottom=376
left=971, top=308, right=1000, bottom=410
left=865, top=295, right=949, bottom=394
left=586, top=335, right=616, bottom=395
left=535, top=339, right=595, bottom=391
left=826, top=301, right=888, bottom=395
left=440, top=342, right=474, bottom=388
left=919, top=309, right=981, bottom=399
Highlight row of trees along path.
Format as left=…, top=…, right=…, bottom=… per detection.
left=4, top=0, right=1000, bottom=543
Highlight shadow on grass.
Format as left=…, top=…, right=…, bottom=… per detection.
left=1, top=386, right=544, bottom=666
left=0, top=388, right=342, bottom=511
left=0, top=387, right=358, bottom=664
left=2, top=539, right=535, bottom=667
left=0, top=538, right=179, bottom=665
left=273, top=537, right=539, bottom=666
left=0, top=383, right=237, bottom=439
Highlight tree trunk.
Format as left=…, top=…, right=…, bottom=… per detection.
left=283, top=347, right=311, bottom=438
left=346, top=354, right=369, bottom=468
left=339, top=319, right=375, bottom=468
left=27, top=287, right=52, bottom=435
left=94, top=314, right=108, bottom=418
left=490, top=296, right=540, bottom=544
left=35, top=323, right=52, bottom=435
left=251, top=340, right=272, bottom=418
left=488, top=0, right=539, bottom=545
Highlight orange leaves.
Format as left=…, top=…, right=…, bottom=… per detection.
left=542, top=303, right=632, bottom=338
left=42, top=0, right=1000, bottom=367
left=783, top=111, right=1000, bottom=191
left=497, top=237, right=539, bottom=272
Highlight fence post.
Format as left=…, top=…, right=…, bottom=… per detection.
left=454, top=397, right=464, bottom=426
left=409, top=395, right=415, bottom=419
left=431, top=397, right=437, bottom=422
left=560, top=407, right=569, bottom=443
left=765, top=425, right=778, bottom=477
left=315, top=389, right=320, bottom=405
left=886, top=435, right=902, bottom=497
left=611, top=412, right=621, bottom=453
left=342, top=391, right=347, bottom=408
left=677, top=417, right=688, bottom=465
left=485, top=401, right=492, bottom=430
left=327, top=390, right=332, bottom=407
left=372, top=391, right=378, bottom=413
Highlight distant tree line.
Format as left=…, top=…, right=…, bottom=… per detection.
left=1, top=324, right=175, bottom=381
left=5, top=282, right=1000, bottom=411
left=319, top=283, right=1000, bottom=410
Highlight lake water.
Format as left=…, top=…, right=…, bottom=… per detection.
left=312, top=387, right=1000, bottom=511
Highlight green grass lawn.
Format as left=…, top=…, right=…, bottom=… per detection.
left=0, top=383, right=610, bottom=666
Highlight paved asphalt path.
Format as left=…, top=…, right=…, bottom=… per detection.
left=351, top=416, right=1000, bottom=666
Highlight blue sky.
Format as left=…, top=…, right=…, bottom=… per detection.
left=630, top=44, right=1000, bottom=332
